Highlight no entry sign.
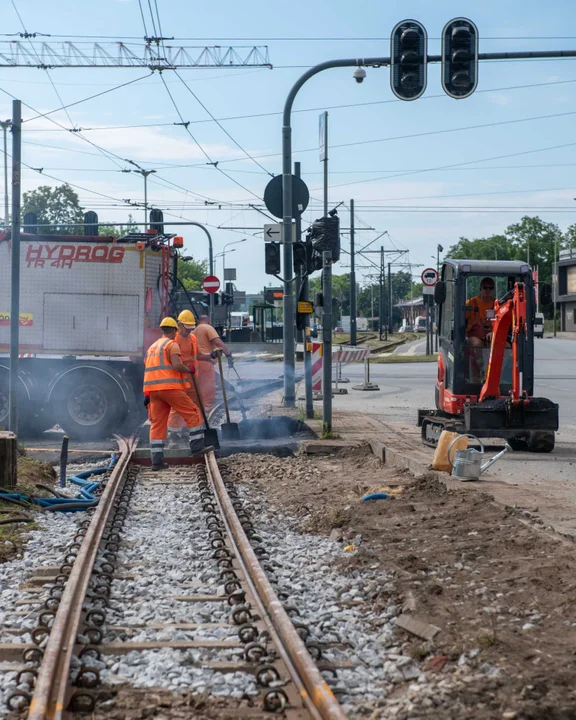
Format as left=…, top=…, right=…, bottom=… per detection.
left=202, top=275, right=221, bottom=294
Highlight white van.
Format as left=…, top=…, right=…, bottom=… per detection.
left=534, top=312, right=544, bottom=339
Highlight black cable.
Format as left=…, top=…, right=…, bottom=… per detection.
left=158, top=73, right=263, bottom=200
left=173, top=69, right=273, bottom=177
left=137, top=0, right=149, bottom=36
left=24, top=73, right=154, bottom=123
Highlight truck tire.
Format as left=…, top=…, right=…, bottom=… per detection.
left=0, top=366, right=52, bottom=437
left=49, top=367, right=129, bottom=440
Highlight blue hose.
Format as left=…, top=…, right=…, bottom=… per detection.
left=0, top=455, right=116, bottom=513
left=361, top=492, right=389, bottom=502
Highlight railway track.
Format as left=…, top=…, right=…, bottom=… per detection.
left=5, top=437, right=348, bottom=719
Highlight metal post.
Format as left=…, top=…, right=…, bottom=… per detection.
left=426, top=300, right=431, bottom=356
left=8, top=100, right=21, bottom=433
left=554, top=239, right=558, bottom=337
left=281, top=126, right=295, bottom=407
left=387, top=262, right=392, bottom=335
left=59, top=436, right=69, bottom=489
left=0, top=120, right=10, bottom=225
left=295, top=162, right=314, bottom=419
left=323, top=112, right=328, bottom=216
left=322, top=251, right=332, bottom=432
left=379, top=246, right=384, bottom=340
left=350, top=199, right=357, bottom=346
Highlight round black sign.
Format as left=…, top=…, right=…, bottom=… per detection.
left=263, top=174, right=310, bottom=219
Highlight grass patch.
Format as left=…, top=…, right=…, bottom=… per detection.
left=372, top=354, right=438, bottom=364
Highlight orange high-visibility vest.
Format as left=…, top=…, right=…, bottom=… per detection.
left=143, top=338, right=191, bottom=392
left=175, top=331, right=198, bottom=372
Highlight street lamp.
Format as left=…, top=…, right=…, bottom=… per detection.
left=221, top=239, right=246, bottom=279
left=215, top=248, right=238, bottom=279
left=129, top=168, right=156, bottom=228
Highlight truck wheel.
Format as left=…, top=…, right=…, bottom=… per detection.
left=507, top=436, right=529, bottom=452
left=527, top=431, right=555, bottom=453
left=50, top=369, right=128, bottom=441
left=0, top=376, right=8, bottom=429
left=0, top=366, right=50, bottom=437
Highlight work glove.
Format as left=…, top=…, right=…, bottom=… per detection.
left=187, top=364, right=196, bottom=375
left=210, top=349, right=221, bottom=359
left=227, top=354, right=234, bottom=368
left=143, top=394, right=150, bottom=408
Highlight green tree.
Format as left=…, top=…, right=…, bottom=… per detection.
left=22, top=184, right=84, bottom=234
left=98, top=213, right=138, bottom=238
left=177, top=256, right=207, bottom=291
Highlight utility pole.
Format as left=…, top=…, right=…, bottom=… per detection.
left=379, top=246, right=385, bottom=340
left=132, top=169, right=156, bottom=229
left=387, top=262, right=392, bottom=334
left=9, top=100, right=21, bottom=433
left=435, top=244, right=443, bottom=352
left=322, top=251, right=332, bottom=432
left=349, top=199, right=357, bottom=346
left=0, top=119, right=10, bottom=225
left=554, top=238, right=558, bottom=337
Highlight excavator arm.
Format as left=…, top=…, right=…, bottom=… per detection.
left=479, top=282, right=526, bottom=404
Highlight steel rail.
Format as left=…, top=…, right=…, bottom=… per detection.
left=205, top=451, right=347, bottom=720
left=28, top=436, right=137, bottom=720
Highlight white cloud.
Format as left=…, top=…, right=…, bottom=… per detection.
left=487, top=93, right=512, bottom=107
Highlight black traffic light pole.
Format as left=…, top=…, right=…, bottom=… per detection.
left=281, top=45, right=576, bottom=408
left=349, top=199, right=357, bottom=346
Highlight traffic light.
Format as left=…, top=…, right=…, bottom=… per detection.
left=441, top=18, right=479, bottom=99
left=265, top=242, right=281, bottom=275
left=149, top=208, right=165, bottom=235
left=293, top=242, right=307, bottom=273
left=390, top=20, right=428, bottom=101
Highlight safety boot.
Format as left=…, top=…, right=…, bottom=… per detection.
left=151, top=441, right=168, bottom=471
left=189, top=427, right=206, bottom=456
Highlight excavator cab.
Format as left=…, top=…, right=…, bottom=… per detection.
left=419, top=259, right=558, bottom=452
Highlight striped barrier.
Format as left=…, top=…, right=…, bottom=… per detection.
left=311, top=342, right=323, bottom=395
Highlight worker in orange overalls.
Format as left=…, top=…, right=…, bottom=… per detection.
left=167, top=309, right=213, bottom=439
left=194, top=315, right=234, bottom=409
left=144, top=317, right=205, bottom=470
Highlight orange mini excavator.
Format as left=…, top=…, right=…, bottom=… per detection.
left=419, top=259, right=559, bottom=452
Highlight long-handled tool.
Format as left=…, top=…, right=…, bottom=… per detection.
left=191, top=372, right=220, bottom=449
left=217, top=354, right=240, bottom=440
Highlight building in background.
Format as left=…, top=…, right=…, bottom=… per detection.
left=555, top=249, right=576, bottom=332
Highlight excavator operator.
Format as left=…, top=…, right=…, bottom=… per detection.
left=466, top=277, right=496, bottom=348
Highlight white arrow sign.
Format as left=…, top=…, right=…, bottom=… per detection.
left=264, top=223, right=296, bottom=243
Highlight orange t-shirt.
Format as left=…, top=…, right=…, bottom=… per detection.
left=175, top=331, right=198, bottom=371
left=466, top=295, right=495, bottom=338
left=193, top=323, right=219, bottom=362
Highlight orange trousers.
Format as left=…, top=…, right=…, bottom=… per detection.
left=167, top=387, right=199, bottom=431
left=197, top=361, right=216, bottom=408
left=149, top=389, right=203, bottom=441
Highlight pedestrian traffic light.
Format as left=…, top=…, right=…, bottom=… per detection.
left=390, top=19, right=428, bottom=101
left=265, top=242, right=281, bottom=275
left=441, top=18, right=479, bottom=99
left=293, top=242, right=307, bottom=273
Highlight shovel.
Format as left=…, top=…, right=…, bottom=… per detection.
left=217, top=354, right=240, bottom=440
left=190, top=372, right=220, bottom=450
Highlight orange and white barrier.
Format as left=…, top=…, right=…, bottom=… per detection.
left=311, top=342, right=323, bottom=394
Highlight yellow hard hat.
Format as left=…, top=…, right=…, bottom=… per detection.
left=160, top=317, right=178, bottom=329
left=177, top=309, right=196, bottom=328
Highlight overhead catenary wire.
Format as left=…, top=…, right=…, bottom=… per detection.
left=157, top=73, right=264, bottom=200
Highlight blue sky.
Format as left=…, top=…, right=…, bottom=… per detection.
left=2, top=0, right=576, bottom=292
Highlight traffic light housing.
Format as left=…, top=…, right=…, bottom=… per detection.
left=293, top=242, right=307, bottom=274
left=265, top=242, right=281, bottom=275
left=149, top=208, right=165, bottom=235
left=441, top=18, right=479, bottom=99
left=391, top=19, right=428, bottom=101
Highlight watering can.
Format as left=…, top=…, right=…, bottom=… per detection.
left=447, top=434, right=512, bottom=481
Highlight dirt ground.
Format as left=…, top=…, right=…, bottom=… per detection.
left=224, top=447, right=576, bottom=720
left=0, top=454, right=57, bottom=563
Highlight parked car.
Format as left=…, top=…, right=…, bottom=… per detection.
left=534, top=312, right=545, bottom=338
